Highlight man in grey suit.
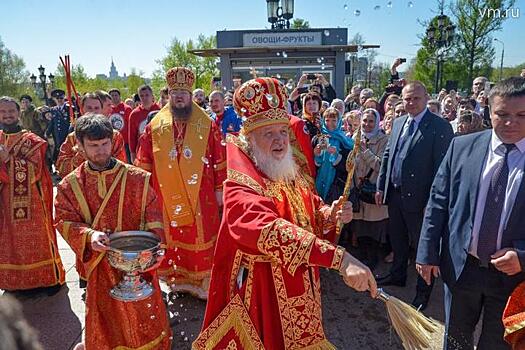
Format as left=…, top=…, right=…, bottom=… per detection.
left=417, top=77, right=525, bottom=349
left=376, top=81, right=454, bottom=310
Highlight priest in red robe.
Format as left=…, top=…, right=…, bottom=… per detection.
left=0, top=96, right=65, bottom=293
left=194, top=78, right=377, bottom=350
left=55, top=114, right=171, bottom=350
left=503, top=281, right=525, bottom=349
left=135, top=67, right=226, bottom=299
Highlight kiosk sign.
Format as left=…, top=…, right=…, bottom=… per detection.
left=243, top=32, right=322, bottom=47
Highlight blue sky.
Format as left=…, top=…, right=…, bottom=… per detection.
left=1, top=0, right=523, bottom=78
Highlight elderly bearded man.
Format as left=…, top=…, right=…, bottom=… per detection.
left=55, top=114, right=171, bottom=350
left=194, top=78, right=377, bottom=350
left=136, top=67, right=226, bottom=299
left=0, top=96, right=65, bottom=293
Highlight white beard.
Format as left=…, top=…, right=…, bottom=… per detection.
left=249, top=138, right=298, bottom=183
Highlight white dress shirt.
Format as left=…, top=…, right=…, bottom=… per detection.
left=469, top=132, right=525, bottom=257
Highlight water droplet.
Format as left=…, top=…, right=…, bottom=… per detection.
left=147, top=303, right=151, bottom=308
left=408, top=1, right=413, bottom=7
left=175, top=205, right=182, bottom=214
left=321, top=64, right=326, bottom=70
left=191, top=173, right=198, bottom=180
left=387, top=1, right=393, bottom=8
left=241, top=117, right=247, bottom=122
left=286, top=83, right=294, bottom=90
left=168, top=259, right=173, bottom=265
left=343, top=4, right=348, bottom=10
left=317, top=57, right=323, bottom=63
left=281, top=51, right=288, bottom=58
left=201, top=156, right=209, bottom=164
left=199, top=134, right=203, bottom=140
left=180, top=304, right=184, bottom=307
left=184, top=317, right=187, bottom=321
left=220, top=139, right=227, bottom=146
left=184, top=337, right=188, bottom=341
left=181, top=331, right=185, bottom=336
left=357, top=45, right=364, bottom=51
left=276, top=52, right=281, bottom=56
left=249, top=66, right=253, bottom=71
left=168, top=164, right=172, bottom=169
left=265, top=93, right=273, bottom=101
left=161, top=331, right=166, bottom=336
left=169, top=336, right=173, bottom=341
left=240, top=107, right=247, bottom=114
left=323, top=30, right=330, bottom=37
left=170, top=221, right=178, bottom=227
left=275, top=74, right=281, bottom=79
left=354, top=9, right=361, bottom=16
left=374, top=5, right=381, bottom=10
left=150, top=315, right=156, bottom=320
left=174, top=311, right=179, bottom=316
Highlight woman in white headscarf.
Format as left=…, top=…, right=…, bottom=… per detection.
left=350, top=108, right=389, bottom=270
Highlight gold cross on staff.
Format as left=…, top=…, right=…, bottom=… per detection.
left=250, top=66, right=259, bottom=79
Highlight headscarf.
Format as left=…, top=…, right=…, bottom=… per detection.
left=361, top=108, right=381, bottom=139
left=315, top=108, right=354, bottom=200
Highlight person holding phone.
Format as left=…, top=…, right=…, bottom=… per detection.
left=288, top=73, right=336, bottom=115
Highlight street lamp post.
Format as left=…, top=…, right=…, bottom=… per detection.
left=426, top=11, right=455, bottom=93
left=30, top=65, right=55, bottom=105
left=266, top=0, right=294, bottom=30
left=494, top=38, right=504, bottom=81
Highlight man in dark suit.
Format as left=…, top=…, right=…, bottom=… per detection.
left=416, top=77, right=525, bottom=349
left=376, top=81, right=454, bottom=310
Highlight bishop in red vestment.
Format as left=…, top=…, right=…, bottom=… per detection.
left=195, top=78, right=377, bottom=350
left=55, top=114, right=171, bottom=350
left=135, top=67, right=226, bottom=299
left=0, top=96, right=65, bottom=291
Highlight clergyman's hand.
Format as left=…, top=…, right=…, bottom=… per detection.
left=90, top=230, right=110, bottom=252
left=339, top=252, right=377, bottom=298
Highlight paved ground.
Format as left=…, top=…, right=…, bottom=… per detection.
left=2, top=234, right=450, bottom=350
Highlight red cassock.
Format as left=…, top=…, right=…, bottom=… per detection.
left=55, top=130, right=127, bottom=178
left=503, top=281, right=525, bottom=349
left=195, top=135, right=344, bottom=350
left=135, top=116, right=226, bottom=297
left=54, top=160, right=171, bottom=349
left=0, top=130, right=65, bottom=290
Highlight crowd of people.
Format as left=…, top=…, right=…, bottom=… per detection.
left=0, top=59, right=524, bottom=350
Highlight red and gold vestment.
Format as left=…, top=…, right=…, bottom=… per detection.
left=55, top=160, right=171, bottom=349
left=0, top=130, right=65, bottom=290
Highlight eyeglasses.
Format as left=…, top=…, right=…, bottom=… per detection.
left=169, top=90, right=189, bottom=96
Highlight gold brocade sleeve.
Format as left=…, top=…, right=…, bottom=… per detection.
left=257, top=218, right=345, bottom=275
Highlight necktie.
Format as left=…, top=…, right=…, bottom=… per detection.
left=391, top=119, right=416, bottom=186
left=477, top=143, right=515, bottom=265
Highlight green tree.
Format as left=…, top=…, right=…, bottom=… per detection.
left=451, top=0, right=515, bottom=84
left=0, top=36, right=29, bottom=98
left=490, top=62, right=525, bottom=81
left=157, top=34, right=219, bottom=95
left=53, top=63, right=90, bottom=93
left=291, top=18, right=310, bottom=29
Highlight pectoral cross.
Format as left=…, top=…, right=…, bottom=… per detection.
left=191, top=118, right=206, bottom=136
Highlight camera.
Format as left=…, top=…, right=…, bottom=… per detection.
left=399, top=58, right=406, bottom=64
left=307, top=74, right=317, bottom=80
